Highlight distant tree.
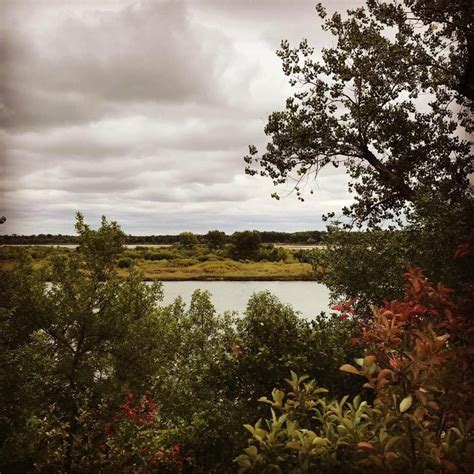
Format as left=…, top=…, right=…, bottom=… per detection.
left=244, top=1, right=473, bottom=226
left=230, top=231, right=262, bottom=260
left=178, top=231, right=198, bottom=248
left=205, top=230, right=227, bottom=249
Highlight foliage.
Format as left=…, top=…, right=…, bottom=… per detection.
left=244, top=1, right=473, bottom=225
left=367, top=0, right=474, bottom=103
left=178, top=231, right=198, bottom=248
left=237, top=267, right=474, bottom=472
left=117, top=257, right=133, bottom=268
left=98, top=392, right=190, bottom=472
left=231, top=231, right=262, bottom=260
left=258, top=244, right=290, bottom=263
left=317, top=196, right=474, bottom=309
left=226, top=293, right=362, bottom=406
left=205, top=230, right=227, bottom=249
left=0, top=214, right=167, bottom=471
left=0, top=231, right=327, bottom=246
left=0, top=215, right=369, bottom=472
left=0, top=214, right=357, bottom=472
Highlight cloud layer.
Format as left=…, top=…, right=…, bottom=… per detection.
left=0, top=0, right=355, bottom=234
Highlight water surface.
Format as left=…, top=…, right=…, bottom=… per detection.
left=156, top=281, right=331, bottom=319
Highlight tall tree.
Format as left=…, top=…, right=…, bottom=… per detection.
left=244, top=1, right=473, bottom=226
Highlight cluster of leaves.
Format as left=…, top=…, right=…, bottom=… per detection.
left=316, top=195, right=474, bottom=311
left=98, top=392, right=190, bottom=472
left=237, top=266, right=474, bottom=472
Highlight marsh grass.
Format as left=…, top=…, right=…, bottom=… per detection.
left=0, top=246, right=314, bottom=280
left=118, top=258, right=313, bottom=280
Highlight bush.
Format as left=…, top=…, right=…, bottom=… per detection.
left=237, top=267, right=474, bottom=472
left=0, top=215, right=168, bottom=471
left=117, top=257, right=132, bottom=268
left=258, top=244, right=289, bottom=262
left=230, top=231, right=262, bottom=260
left=143, top=249, right=178, bottom=261
left=319, top=197, right=474, bottom=311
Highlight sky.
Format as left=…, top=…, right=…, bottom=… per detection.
left=0, top=0, right=360, bottom=235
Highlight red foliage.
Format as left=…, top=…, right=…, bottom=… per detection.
left=338, top=266, right=474, bottom=471
left=331, top=297, right=358, bottom=321
left=100, top=393, right=191, bottom=470
left=454, top=235, right=474, bottom=259
left=116, top=392, right=158, bottom=425
left=152, top=443, right=190, bottom=468
left=356, top=266, right=473, bottom=425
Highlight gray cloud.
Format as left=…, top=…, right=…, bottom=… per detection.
left=0, top=0, right=358, bottom=235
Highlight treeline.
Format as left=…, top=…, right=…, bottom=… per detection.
left=0, top=230, right=325, bottom=246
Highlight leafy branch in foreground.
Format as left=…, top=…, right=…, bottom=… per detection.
left=236, top=264, right=474, bottom=472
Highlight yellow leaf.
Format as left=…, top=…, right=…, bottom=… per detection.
left=399, top=395, right=412, bottom=413
left=244, top=446, right=258, bottom=457
left=312, top=437, right=328, bottom=446
left=363, top=355, right=376, bottom=368
left=339, top=364, right=361, bottom=375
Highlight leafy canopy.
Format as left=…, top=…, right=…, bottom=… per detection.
left=244, top=1, right=473, bottom=226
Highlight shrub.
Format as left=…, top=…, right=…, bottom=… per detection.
left=98, top=393, right=191, bottom=472
left=117, top=257, right=132, bottom=268
left=237, top=267, right=474, bottom=472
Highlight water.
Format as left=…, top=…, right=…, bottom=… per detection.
left=155, top=281, right=331, bottom=319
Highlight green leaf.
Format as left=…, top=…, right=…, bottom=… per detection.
left=244, top=446, right=258, bottom=458
left=243, top=424, right=255, bottom=434
left=399, top=395, right=413, bottom=413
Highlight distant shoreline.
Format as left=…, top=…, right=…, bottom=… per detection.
left=1, top=243, right=319, bottom=281
left=140, top=275, right=317, bottom=282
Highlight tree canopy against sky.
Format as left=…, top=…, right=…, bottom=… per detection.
left=244, top=0, right=473, bottom=227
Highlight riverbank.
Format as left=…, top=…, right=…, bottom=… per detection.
left=115, top=259, right=313, bottom=281
left=0, top=255, right=315, bottom=281
left=0, top=245, right=317, bottom=281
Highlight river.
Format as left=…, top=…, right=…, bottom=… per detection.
left=156, top=281, right=331, bottom=319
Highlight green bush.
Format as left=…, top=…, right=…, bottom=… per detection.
left=143, top=249, right=178, bottom=261
left=117, top=257, right=132, bottom=268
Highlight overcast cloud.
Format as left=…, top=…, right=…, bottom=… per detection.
left=0, top=0, right=358, bottom=235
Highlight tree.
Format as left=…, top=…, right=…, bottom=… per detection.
left=371, top=0, right=474, bottom=102
left=230, top=231, right=262, bottom=260
left=0, top=214, right=167, bottom=471
left=316, top=196, right=474, bottom=309
left=178, top=231, right=198, bottom=248
left=205, top=230, right=227, bottom=249
left=244, top=1, right=473, bottom=226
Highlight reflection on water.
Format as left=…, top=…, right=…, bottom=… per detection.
left=150, top=281, right=331, bottom=320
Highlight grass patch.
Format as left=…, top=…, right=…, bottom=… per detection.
left=0, top=246, right=315, bottom=281
left=119, top=258, right=314, bottom=280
